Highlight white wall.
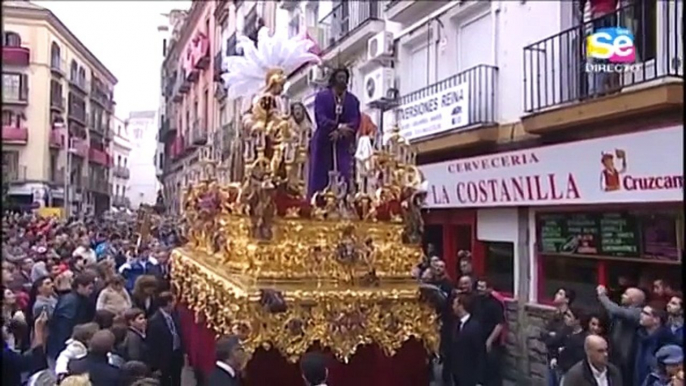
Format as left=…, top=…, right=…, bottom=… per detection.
left=391, top=0, right=575, bottom=126
left=127, top=111, right=159, bottom=208
left=476, top=207, right=522, bottom=296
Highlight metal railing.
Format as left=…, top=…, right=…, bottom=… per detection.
left=50, top=94, right=64, bottom=110
left=319, top=2, right=381, bottom=53
left=4, top=165, right=27, bottom=182
left=523, top=1, right=683, bottom=113
left=396, top=64, right=498, bottom=136
left=113, top=165, right=130, bottom=179
left=192, top=118, right=208, bottom=145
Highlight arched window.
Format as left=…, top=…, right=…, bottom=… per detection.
left=4, top=32, right=21, bottom=47
left=70, top=60, right=78, bottom=80
left=50, top=42, right=61, bottom=68
left=78, top=67, right=86, bottom=84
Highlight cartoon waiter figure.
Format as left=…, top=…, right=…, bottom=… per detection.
left=600, top=149, right=627, bottom=191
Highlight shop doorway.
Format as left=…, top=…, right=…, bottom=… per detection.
left=423, top=224, right=444, bottom=258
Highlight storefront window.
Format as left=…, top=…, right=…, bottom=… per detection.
left=539, top=254, right=600, bottom=307
left=536, top=208, right=683, bottom=306
left=483, top=241, right=514, bottom=295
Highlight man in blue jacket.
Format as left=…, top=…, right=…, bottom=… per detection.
left=46, top=273, right=95, bottom=361
left=119, top=247, right=162, bottom=292
left=634, top=303, right=680, bottom=386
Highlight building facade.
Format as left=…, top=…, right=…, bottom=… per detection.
left=382, top=0, right=682, bottom=384
left=127, top=110, right=159, bottom=209
left=158, top=1, right=279, bottom=215
left=110, top=115, right=131, bottom=209
left=2, top=1, right=117, bottom=216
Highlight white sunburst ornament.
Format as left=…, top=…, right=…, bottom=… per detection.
left=221, top=27, right=321, bottom=108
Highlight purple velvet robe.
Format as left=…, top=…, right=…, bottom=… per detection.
left=308, top=88, right=361, bottom=198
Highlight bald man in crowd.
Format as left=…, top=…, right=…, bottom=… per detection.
left=563, top=335, right=622, bottom=386
left=597, top=285, right=644, bottom=385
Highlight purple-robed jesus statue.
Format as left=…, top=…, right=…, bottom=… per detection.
left=307, top=68, right=361, bottom=198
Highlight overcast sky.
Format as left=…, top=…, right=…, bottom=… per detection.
left=34, top=1, right=190, bottom=119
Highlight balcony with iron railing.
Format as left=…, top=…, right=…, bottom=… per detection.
left=4, top=165, right=27, bottom=183
left=49, top=129, right=64, bottom=149
left=68, top=104, right=88, bottom=126
left=395, top=65, right=499, bottom=150
left=88, top=148, right=111, bottom=167
left=385, top=0, right=450, bottom=25
left=522, top=2, right=683, bottom=134
left=318, top=2, right=383, bottom=58
left=50, top=93, right=65, bottom=112
left=113, top=165, right=130, bottom=179
left=50, top=167, right=65, bottom=185
left=88, top=175, right=111, bottom=195
left=68, top=75, right=89, bottom=94
left=112, top=195, right=130, bottom=208
left=191, top=118, right=208, bottom=146
left=2, top=123, right=28, bottom=144
left=3, top=44, right=30, bottom=66
left=50, top=58, right=67, bottom=77
left=70, top=138, right=90, bottom=158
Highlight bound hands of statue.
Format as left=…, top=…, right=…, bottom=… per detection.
left=330, top=124, right=354, bottom=141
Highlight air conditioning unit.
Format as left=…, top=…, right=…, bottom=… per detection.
left=307, top=66, right=326, bottom=85
left=363, top=67, right=395, bottom=106
left=367, top=31, right=394, bottom=62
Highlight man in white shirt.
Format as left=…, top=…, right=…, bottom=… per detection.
left=72, top=237, right=96, bottom=265
left=562, top=335, right=622, bottom=386
left=207, top=335, right=245, bottom=386
left=300, top=352, right=328, bottom=386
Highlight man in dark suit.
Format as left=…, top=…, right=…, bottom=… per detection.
left=67, top=329, right=121, bottom=386
left=300, top=352, right=328, bottom=386
left=562, top=335, right=622, bottom=386
left=147, top=291, right=184, bottom=386
left=206, top=335, right=245, bottom=386
left=450, top=293, right=485, bottom=386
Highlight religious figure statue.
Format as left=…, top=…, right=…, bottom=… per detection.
left=220, top=26, right=320, bottom=240
left=308, top=68, right=361, bottom=198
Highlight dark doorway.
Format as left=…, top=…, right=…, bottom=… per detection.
left=423, top=224, right=443, bottom=258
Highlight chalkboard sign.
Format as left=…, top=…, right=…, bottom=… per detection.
left=537, top=213, right=600, bottom=254
left=642, top=215, right=680, bottom=261
left=538, top=212, right=641, bottom=258
left=598, top=212, right=640, bottom=257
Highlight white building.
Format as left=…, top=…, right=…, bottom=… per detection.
left=271, top=1, right=683, bottom=383
left=110, top=115, right=132, bottom=209
left=126, top=110, right=160, bottom=208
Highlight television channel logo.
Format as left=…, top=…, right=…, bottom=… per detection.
left=587, top=27, right=636, bottom=63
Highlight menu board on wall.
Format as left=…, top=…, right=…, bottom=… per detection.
left=642, top=215, right=680, bottom=261
left=537, top=213, right=600, bottom=254
left=537, top=212, right=641, bottom=258
left=598, top=213, right=639, bottom=257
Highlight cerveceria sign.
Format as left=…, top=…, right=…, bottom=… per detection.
left=420, top=126, right=684, bottom=208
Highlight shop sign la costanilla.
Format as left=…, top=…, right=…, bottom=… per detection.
left=420, top=126, right=684, bottom=208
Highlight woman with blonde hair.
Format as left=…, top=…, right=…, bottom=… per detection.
left=131, top=276, right=158, bottom=318
left=60, top=374, right=92, bottom=386
left=96, top=275, right=132, bottom=315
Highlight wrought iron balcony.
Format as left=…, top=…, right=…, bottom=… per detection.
left=214, top=51, right=224, bottom=82
left=318, top=2, right=382, bottom=53
left=2, top=45, right=30, bottom=66
left=2, top=125, right=28, bottom=144
left=50, top=94, right=65, bottom=112
left=88, top=148, right=111, bottom=167
left=70, top=138, right=90, bottom=158
left=49, top=130, right=64, bottom=149
left=113, top=165, right=130, bottom=179
left=4, top=165, right=27, bottom=182
left=523, top=2, right=683, bottom=114
left=112, top=195, right=130, bottom=208
left=395, top=65, right=498, bottom=141
left=50, top=168, right=65, bottom=185
left=50, top=58, right=67, bottom=77
left=88, top=176, right=111, bottom=195
left=68, top=108, right=88, bottom=126
left=68, top=76, right=89, bottom=94
left=192, top=119, right=208, bottom=146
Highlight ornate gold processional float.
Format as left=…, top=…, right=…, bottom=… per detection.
left=171, top=28, right=439, bottom=363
